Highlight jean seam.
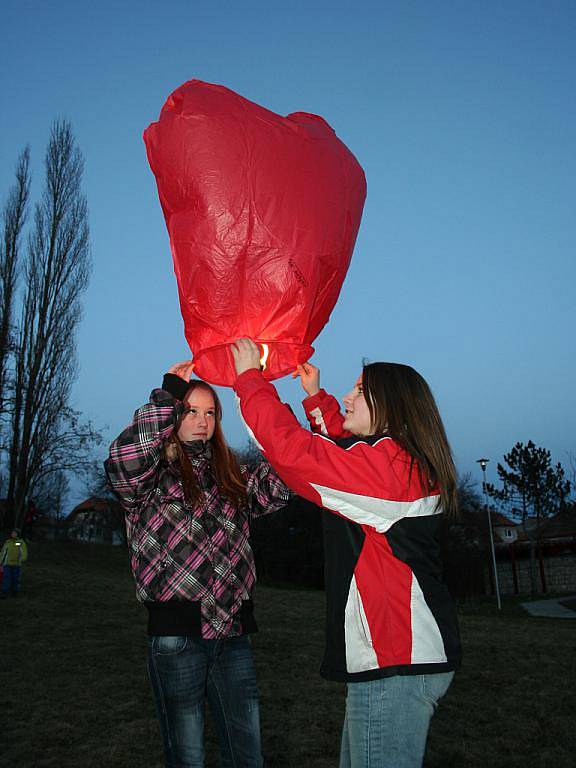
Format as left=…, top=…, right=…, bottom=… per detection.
left=367, top=682, right=378, bottom=767
left=209, top=666, right=238, bottom=767
left=148, top=649, right=173, bottom=755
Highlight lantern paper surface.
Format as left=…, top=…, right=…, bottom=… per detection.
left=144, top=79, right=366, bottom=386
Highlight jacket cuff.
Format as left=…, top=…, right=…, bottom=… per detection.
left=302, top=389, right=329, bottom=411
left=162, top=374, right=190, bottom=402
left=233, top=368, right=264, bottom=395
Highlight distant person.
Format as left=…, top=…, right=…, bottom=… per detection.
left=232, top=339, right=461, bottom=768
left=105, top=361, right=290, bottom=768
left=0, top=529, right=28, bottom=598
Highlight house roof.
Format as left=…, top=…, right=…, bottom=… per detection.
left=66, top=496, right=124, bottom=524
left=71, top=496, right=114, bottom=513
left=505, top=511, right=576, bottom=543
left=492, top=513, right=516, bottom=527
left=540, top=511, right=576, bottom=539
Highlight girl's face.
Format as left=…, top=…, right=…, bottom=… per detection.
left=342, top=375, right=374, bottom=436
left=177, top=387, right=216, bottom=442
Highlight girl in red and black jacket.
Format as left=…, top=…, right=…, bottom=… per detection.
left=231, top=339, right=461, bottom=768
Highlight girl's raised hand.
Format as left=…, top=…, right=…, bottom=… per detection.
left=292, top=362, right=320, bottom=397
left=168, top=360, right=195, bottom=382
left=232, top=338, right=261, bottom=376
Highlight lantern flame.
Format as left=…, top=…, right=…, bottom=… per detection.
left=260, top=343, right=269, bottom=370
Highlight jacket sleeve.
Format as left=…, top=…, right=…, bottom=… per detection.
left=105, top=385, right=185, bottom=511
left=234, top=370, right=439, bottom=533
left=302, top=389, right=351, bottom=439
left=242, top=461, right=292, bottom=519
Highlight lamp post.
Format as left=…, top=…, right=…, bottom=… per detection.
left=477, top=458, right=502, bottom=611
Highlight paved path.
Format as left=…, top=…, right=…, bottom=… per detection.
left=521, top=595, right=576, bottom=619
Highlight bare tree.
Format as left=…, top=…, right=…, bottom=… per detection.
left=34, top=469, right=70, bottom=522
left=85, top=456, right=117, bottom=501
left=0, top=148, right=30, bottom=423
left=4, top=121, right=100, bottom=529
left=439, top=473, right=488, bottom=600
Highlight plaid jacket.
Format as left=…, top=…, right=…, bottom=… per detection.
left=105, top=383, right=290, bottom=639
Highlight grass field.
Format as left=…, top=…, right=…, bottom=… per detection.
left=1, top=541, right=575, bottom=767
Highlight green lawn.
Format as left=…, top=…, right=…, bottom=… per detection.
left=1, top=541, right=574, bottom=767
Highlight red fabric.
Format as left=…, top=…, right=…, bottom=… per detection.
left=144, top=80, right=366, bottom=386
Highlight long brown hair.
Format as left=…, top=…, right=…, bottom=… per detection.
left=164, top=380, right=247, bottom=508
left=362, top=363, right=458, bottom=517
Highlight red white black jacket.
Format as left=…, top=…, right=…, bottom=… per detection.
left=234, top=370, right=461, bottom=682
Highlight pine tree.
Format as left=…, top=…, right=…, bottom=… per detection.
left=486, top=441, right=571, bottom=596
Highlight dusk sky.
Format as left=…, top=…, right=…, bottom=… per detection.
left=2, top=1, right=575, bottom=506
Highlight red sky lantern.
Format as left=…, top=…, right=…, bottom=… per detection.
left=144, top=79, right=366, bottom=386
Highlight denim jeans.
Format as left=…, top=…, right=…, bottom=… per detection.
left=147, top=634, right=264, bottom=768
left=1, top=565, right=21, bottom=595
left=339, top=671, right=454, bottom=768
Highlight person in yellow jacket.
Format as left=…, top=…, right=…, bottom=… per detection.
left=0, top=530, right=28, bottom=597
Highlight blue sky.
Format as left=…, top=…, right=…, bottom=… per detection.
left=1, top=0, right=575, bottom=504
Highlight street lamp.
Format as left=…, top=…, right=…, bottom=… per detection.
left=477, top=458, right=502, bottom=611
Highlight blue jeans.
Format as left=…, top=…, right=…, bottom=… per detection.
left=147, top=635, right=264, bottom=768
left=339, top=672, right=454, bottom=768
left=1, top=565, right=21, bottom=595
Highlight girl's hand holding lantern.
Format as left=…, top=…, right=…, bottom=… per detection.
left=232, top=339, right=262, bottom=376
left=292, top=362, right=320, bottom=397
left=167, top=360, right=195, bottom=382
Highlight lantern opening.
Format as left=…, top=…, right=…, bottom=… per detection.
left=260, top=343, right=270, bottom=371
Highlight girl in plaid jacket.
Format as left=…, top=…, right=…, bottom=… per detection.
left=106, top=360, right=290, bottom=768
